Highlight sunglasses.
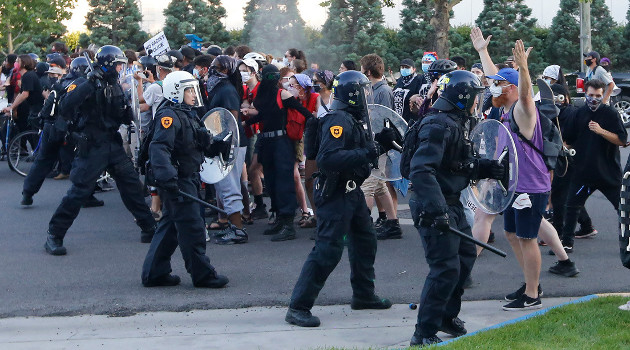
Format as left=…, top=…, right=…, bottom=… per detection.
left=492, top=80, right=512, bottom=88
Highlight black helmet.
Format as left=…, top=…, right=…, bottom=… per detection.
left=428, top=59, right=457, bottom=81
left=35, top=62, right=49, bottom=76
left=331, top=70, right=372, bottom=112
left=70, top=57, right=90, bottom=77
left=432, top=70, right=484, bottom=115
left=95, top=45, right=126, bottom=73
left=138, top=55, right=158, bottom=70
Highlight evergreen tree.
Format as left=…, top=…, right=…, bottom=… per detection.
left=241, top=0, right=306, bottom=56
left=590, top=0, right=622, bottom=68
left=163, top=0, right=230, bottom=49
left=475, top=0, right=545, bottom=74
left=448, top=25, right=477, bottom=68
left=397, top=0, right=435, bottom=62
left=315, top=0, right=390, bottom=70
left=619, top=1, right=630, bottom=70
left=85, top=0, right=148, bottom=49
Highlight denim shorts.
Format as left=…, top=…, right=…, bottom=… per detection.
left=503, top=192, right=549, bottom=239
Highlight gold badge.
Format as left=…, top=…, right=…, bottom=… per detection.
left=330, top=126, right=343, bottom=138
left=67, top=84, right=77, bottom=92
left=161, top=116, right=173, bottom=129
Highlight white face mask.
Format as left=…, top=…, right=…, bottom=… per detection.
left=489, top=83, right=511, bottom=98
left=283, top=57, right=289, bottom=67
left=240, top=71, right=251, bottom=83
left=287, top=86, right=300, bottom=98
left=282, top=81, right=291, bottom=90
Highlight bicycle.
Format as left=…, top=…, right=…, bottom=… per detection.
left=7, top=128, right=42, bottom=177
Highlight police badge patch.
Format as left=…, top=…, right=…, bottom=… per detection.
left=161, top=116, right=173, bottom=129
left=330, top=126, right=343, bottom=138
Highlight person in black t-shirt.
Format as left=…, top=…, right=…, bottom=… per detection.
left=561, top=79, right=628, bottom=252
left=2, top=54, right=44, bottom=134
left=392, top=58, right=429, bottom=122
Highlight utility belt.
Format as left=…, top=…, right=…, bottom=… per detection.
left=314, top=171, right=360, bottom=200
left=260, top=129, right=286, bottom=138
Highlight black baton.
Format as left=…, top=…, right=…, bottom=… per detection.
left=178, top=190, right=227, bottom=215
left=448, top=226, right=507, bottom=258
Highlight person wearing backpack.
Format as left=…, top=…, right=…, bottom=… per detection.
left=243, top=64, right=314, bottom=241
left=472, top=28, right=551, bottom=311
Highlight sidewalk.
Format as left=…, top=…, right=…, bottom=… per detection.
left=0, top=297, right=578, bottom=349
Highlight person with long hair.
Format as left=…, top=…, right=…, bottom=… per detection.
left=243, top=64, right=314, bottom=241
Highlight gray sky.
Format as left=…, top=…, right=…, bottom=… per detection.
left=65, top=0, right=628, bottom=33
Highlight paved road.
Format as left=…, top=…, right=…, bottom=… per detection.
left=1, top=149, right=629, bottom=318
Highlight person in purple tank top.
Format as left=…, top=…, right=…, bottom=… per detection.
left=471, top=28, right=558, bottom=311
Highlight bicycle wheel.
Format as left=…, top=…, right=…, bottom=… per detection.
left=8, top=130, right=41, bottom=177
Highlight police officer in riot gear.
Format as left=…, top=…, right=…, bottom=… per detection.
left=141, top=71, right=230, bottom=288
left=21, top=57, right=97, bottom=206
left=285, top=71, right=393, bottom=327
left=44, top=45, right=156, bottom=255
left=408, top=71, right=505, bottom=346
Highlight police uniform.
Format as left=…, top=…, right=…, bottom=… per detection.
left=141, top=70, right=228, bottom=288
left=286, top=71, right=391, bottom=328
left=22, top=72, right=84, bottom=200
left=407, top=71, right=497, bottom=346
left=44, top=46, right=155, bottom=255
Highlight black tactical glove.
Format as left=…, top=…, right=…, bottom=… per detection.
left=421, top=213, right=450, bottom=233
left=208, top=133, right=232, bottom=160
left=87, top=69, right=103, bottom=83
left=366, top=141, right=380, bottom=161
left=159, top=179, right=180, bottom=198
left=475, top=158, right=505, bottom=180
left=374, top=127, right=400, bottom=153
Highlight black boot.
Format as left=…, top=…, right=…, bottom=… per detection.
left=351, top=295, right=392, bottom=310
left=143, top=274, right=181, bottom=287
left=439, top=317, right=467, bottom=337
left=263, top=215, right=284, bottom=235
left=410, top=334, right=442, bottom=347
left=285, top=308, right=321, bottom=327
left=140, top=224, right=156, bottom=243
left=21, top=193, right=33, bottom=206
left=376, top=219, right=402, bottom=240
left=194, top=274, right=229, bottom=288
left=271, top=216, right=296, bottom=241
left=45, top=234, right=67, bottom=255
left=82, top=194, right=104, bottom=208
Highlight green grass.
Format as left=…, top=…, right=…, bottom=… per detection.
left=433, top=296, right=630, bottom=350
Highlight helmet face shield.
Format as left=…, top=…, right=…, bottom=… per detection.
left=182, top=80, right=204, bottom=108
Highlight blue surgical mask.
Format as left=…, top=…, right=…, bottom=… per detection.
left=543, top=78, right=552, bottom=86
left=422, top=63, right=430, bottom=73
left=193, top=68, right=200, bottom=79
left=400, top=68, right=412, bottom=77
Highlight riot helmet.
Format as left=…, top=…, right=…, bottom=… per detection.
left=428, top=59, right=457, bottom=81
left=162, top=71, right=204, bottom=108
left=139, top=55, right=158, bottom=71
left=70, top=57, right=90, bottom=77
left=432, top=70, right=485, bottom=116
left=330, top=70, right=373, bottom=114
left=94, top=45, right=127, bottom=78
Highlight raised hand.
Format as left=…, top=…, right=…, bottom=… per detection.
left=470, top=27, right=492, bottom=52
left=512, top=39, right=532, bottom=68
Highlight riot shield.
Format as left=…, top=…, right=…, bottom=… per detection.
left=199, top=107, right=240, bottom=184
left=368, top=104, right=408, bottom=181
left=466, top=119, right=518, bottom=214
left=120, top=74, right=140, bottom=125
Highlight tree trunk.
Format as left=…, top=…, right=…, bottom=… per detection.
left=430, top=0, right=462, bottom=59
left=7, top=23, right=14, bottom=53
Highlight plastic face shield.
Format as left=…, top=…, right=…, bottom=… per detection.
left=182, top=81, right=204, bottom=108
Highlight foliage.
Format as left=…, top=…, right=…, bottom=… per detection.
left=397, top=0, right=435, bottom=65
left=0, top=0, right=75, bottom=55
left=85, top=0, right=148, bottom=50
left=448, top=25, right=476, bottom=69
left=163, top=0, right=230, bottom=49
left=79, top=33, right=92, bottom=50
left=241, top=0, right=306, bottom=57
left=63, top=31, right=82, bottom=52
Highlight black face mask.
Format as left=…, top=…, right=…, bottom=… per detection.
left=602, top=65, right=610, bottom=72
left=313, top=84, right=321, bottom=93
left=584, top=59, right=593, bottom=66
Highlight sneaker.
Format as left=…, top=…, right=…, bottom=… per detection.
left=548, top=245, right=573, bottom=255
left=350, top=295, right=392, bottom=310
left=270, top=217, right=296, bottom=242
left=194, top=274, right=229, bottom=288
left=21, top=193, right=33, bottom=206
left=410, top=334, right=442, bottom=347
left=505, top=283, right=543, bottom=302
left=251, top=204, right=269, bottom=220
left=549, top=260, right=579, bottom=277
left=374, top=217, right=386, bottom=229
left=439, top=317, right=467, bottom=337
left=285, top=308, right=321, bottom=327
left=214, top=225, right=248, bottom=245
left=376, top=219, right=403, bottom=240
left=44, top=234, right=67, bottom=256
left=502, top=293, right=542, bottom=311
left=143, top=274, right=181, bottom=287
left=619, top=301, right=630, bottom=311
left=575, top=227, right=598, bottom=239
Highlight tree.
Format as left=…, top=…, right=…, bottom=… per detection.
left=431, top=0, right=463, bottom=59
left=0, top=0, right=75, bottom=55
left=476, top=0, right=546, bottom=74
left=619, top=0, right=630, bottom=70
left=85, top=0, right=148, bottom=49
left=163, top=0, right=230, bottom=49
left=590, top=0, right=622, bottom=69
left=448, top=25, right=477, bottom=68
left=241, top=0, right=306, bottom=56
left=313, top=0, right=390, bottom=70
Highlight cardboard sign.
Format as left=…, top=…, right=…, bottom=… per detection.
left=144, top=32, right=170, bottom=57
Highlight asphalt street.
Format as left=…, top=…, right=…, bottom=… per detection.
left=0, top=148, right=629, bottom=318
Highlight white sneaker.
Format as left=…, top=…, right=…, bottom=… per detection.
left=205, top=227, right=211, bottom=242
left=619, top=301, right=630, bottom=311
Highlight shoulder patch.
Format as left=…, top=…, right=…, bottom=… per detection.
left=330, top=125, right=343, bottom=138
left=66, top=84, right=77, bottom=92
left=161, top=116, right=173, bottom=129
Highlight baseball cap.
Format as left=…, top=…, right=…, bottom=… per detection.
left=583, top=51, right=600, bottom=61
left=179, top=45, right=196, bottom=60
left=46, top=66, right=64, bottom=75
left=486, top=68, right=519, bottom=86
left=207, top=45, right=223, bottom=57
left=400, top=58, right=415, bottom=68
left=422, top=52, right=438, bottom=63
left=47, top=53, right=67, bottom=69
